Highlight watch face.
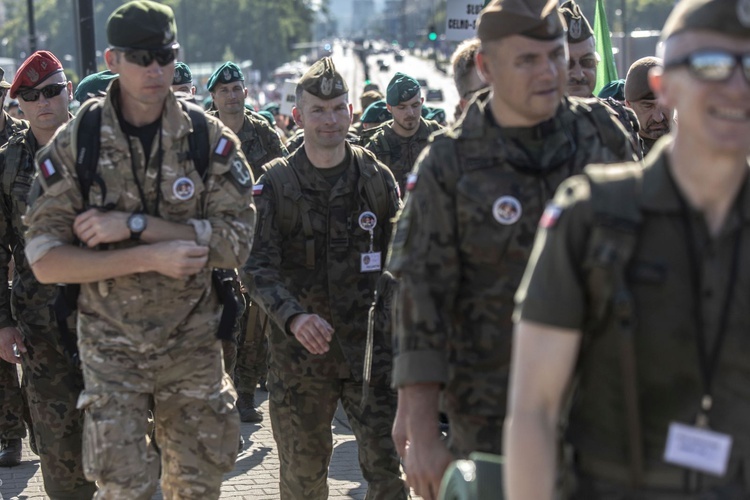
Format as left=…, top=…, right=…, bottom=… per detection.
left=129, top=214, right=146, bottom=232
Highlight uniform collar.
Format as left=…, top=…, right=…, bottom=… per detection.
left=640, top=135, right=750, bottom=221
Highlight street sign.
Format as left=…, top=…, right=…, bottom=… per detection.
left=445, top=0, right=490, bottom=41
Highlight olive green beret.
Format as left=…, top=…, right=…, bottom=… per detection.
left=107, top=0, right=178, bottom=50
left=477, top=0, right=564, bottom=42
left=297, top=57, right=348, bottom=100
left=75, top=70, right=117, bottom=103
left=661, top=0, right=750, bottom=41
left=207, top=62, right=244, bottom=92
left=597, top=79, right=626, bottom=101
left=559, top=0, right=593, bottom=43
left=262, top=102, right=280, bottom=114
left=173, top=62, right=192, bottom=85
left=625, top=57, right=662, bottom=101
left=386, top=72, right=420, bottom=106
left=361, top=100, right=392, bottom=124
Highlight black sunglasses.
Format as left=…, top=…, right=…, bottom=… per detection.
left=116, top=47, right=178, bottom=67
left=665, top=50, right=750, bottom=83
left=19, top=82, right=68, bottom=102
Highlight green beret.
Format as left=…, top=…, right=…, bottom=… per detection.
left=258, top=110, right=276, bottom=127
left=597, top=79, right=625, bottom=101
left=207, top=62, right=244, bottom=92
left=477, top=0, right=564, bottom=42
left=662, top=0, right=750, bottom=41
left=625, top=57, right=662, bottom=101
left=361, top=100, right=392, bottom=124
left=107, top=0, right=178, bottom=50
left=75, top=70, right=117, bottom=103
left=559, top=0, right=593, bottom=43
left=173, top=61, right=192, bottom=85
left=297, top=57, right=348, bottom=100
left=426, top=107, right=446, bottom=123
left=262, top=102, right=280, bottom=114
left=386, top=72, right=420, bottom=106
left=421, top=105, right=432, bottom=118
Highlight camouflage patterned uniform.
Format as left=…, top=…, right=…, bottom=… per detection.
left=23, top=82, right=255, bottom=499
left=0, top=111, right=30, bottom=464
left=364, top=117, right=442, bottom=194
left=243, top=143, right=407, bottom=500
left=0, top=127, right=95, bottom=496
left=387, top=90, right=637, bottom=457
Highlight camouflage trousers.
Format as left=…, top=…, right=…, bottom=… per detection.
left=78, top=339, right=239, bottom=500
left=268, top=367, right=407, bottom=500
left=446, top=411, right=504, bottom=458
left=234, top=301, right=268, bottom=393
left=18, top=323, right=95, bottom=499
left=0, top=359, right=26, bottom=439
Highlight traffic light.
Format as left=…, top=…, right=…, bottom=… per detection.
left=428, top=25, right=437, bottom=41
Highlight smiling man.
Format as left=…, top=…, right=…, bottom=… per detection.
left=386, top=0, right=639, bottom=498
left=364, top=72, right=442, bottom=195
left=243, top=57, right=405, bottom=500
left=506, top=0, right=750, bottom=498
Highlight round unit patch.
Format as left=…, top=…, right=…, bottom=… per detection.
left=492, top=196, right=522, bottom=225
left=358, top=211, right=378, bottom=231
left=172, top=177, right=195, bottom=201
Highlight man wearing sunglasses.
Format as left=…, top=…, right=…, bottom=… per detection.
left=23, top=2, right=255, bottom=498
left=0, top=50, right=95, bottom=497
left=506, top=0, right=750, bottom=498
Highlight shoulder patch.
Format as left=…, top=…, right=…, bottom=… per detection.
left=213, top=135, right=235, bottom=165
left=38, top=156, right=63, bottom=188
left=539, top=203, right=563, bottom=229
left=226, top=157, right=253, bottom=191
left=406, top=172, right=418, bottom=191
left=253, top=183, right=264, bottom=196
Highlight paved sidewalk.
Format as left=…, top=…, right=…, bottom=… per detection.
left=0, top=389, right=381, bottom=499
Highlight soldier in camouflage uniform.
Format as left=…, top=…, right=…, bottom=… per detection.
left=0, top=64, right=31, bottom=469
left=23, top=3, right=255, bottom=498
left=0, top=51, right=95, bottom=497
left=364, top=72, right=442, bottom=194
left=207, top=61, right=287, bottom=423
left=386, top=1, right=638, bottom=498
left=243, top=57, right=406, bottom=500
left=624, top=57, right=675, bottom=156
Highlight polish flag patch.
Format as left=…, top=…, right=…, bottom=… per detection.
left=406, top=173, right=418, bottom=191
left=539, top=204, right=562, bottom=229
left=253, top=184, right=264, bottom=196
left=214, top=136, right=233, bottom=157
left=40, top=158, right=56, bottom=179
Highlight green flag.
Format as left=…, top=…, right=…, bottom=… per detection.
left=593, top=0, right=618, bottom=95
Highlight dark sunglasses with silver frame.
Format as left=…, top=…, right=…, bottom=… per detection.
left=113, top=45, right=179, bottom=68
left=665, top=50, right=750, bottom=83
left=18, top=82, right=68, bottom=102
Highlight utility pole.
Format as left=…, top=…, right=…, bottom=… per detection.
left=27, top=0, right=36, bottom=53
left=74, top=0, right=97, bottom=77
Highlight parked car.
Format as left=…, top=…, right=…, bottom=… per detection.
left=425, top=88, right=444, bottom=102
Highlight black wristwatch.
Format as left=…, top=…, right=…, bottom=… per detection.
left=127, top=213, right=147, bottom=241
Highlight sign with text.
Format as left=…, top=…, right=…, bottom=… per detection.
left=445, top=0, right=490, bottom=41
left=279, top=80, right=298, bottom=116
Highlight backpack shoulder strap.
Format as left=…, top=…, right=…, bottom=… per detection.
left=179, top=100, right=210, bottom=180
left=264, top=158, right=316, bottom=269
left=74, top=99, right=103, bottom=205
left=582, top=162, right=645, bottom=489
left=352, top=145, right=390, bottom=222
left=1, top=131, right=27, bottom=201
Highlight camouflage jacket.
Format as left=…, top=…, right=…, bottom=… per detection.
left=210, top=109, right=288, bottom=178
left=243, top=143, right=401, bottom=381
left=0, top=111, right=27, bottom=148
left=0, top=129, right=59, bottom=330
left=387, top=91, right=637, bottom=417
left=364, top=117, right=442, bottom=194
left=24, top=80, right=256, bottom=354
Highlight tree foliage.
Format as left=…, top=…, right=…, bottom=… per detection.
left=0, top=0, right=317, bottom=81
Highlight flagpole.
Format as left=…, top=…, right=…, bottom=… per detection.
left=622, top=0, right=629, bottom=72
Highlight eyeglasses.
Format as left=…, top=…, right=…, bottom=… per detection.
left=115, top=47, right=178, bottom=67
left=665, top=50, right=750, bottom=83
left=18, top=82, right=67, bottom=102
